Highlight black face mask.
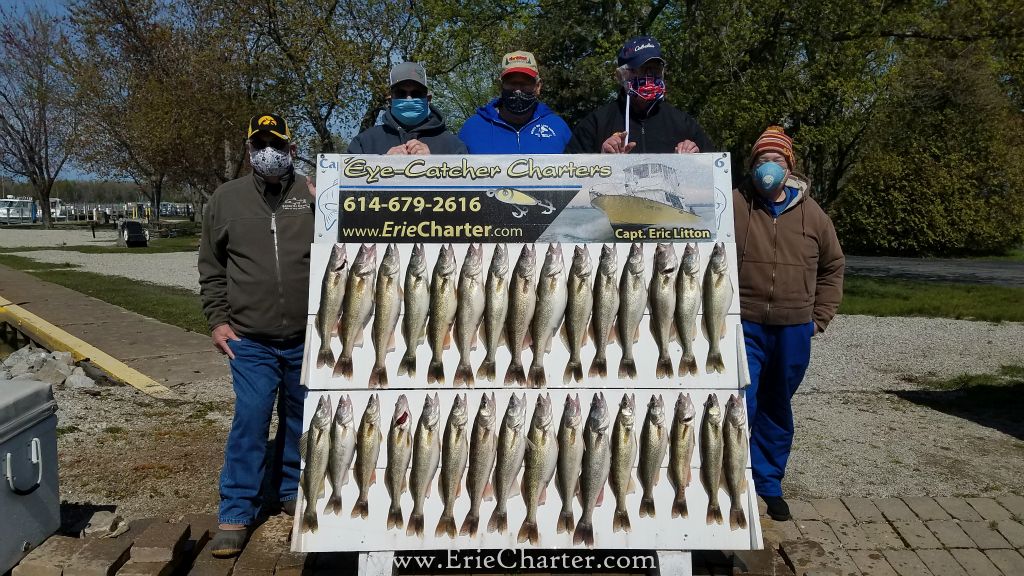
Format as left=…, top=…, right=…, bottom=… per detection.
left=501, top=88, right=539, bottom=115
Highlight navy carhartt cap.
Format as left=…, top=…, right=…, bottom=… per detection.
left=617, top=36, right=664, bottom=69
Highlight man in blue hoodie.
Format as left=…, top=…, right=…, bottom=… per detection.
left=459, top=51, right=571, bottom=154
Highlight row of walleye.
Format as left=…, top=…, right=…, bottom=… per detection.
left=314, top=241, right=734, bottom=388
left=298, top=390, right=749, bottom=547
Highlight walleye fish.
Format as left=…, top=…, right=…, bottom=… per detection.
left=703, top=242, right=733, bottom=374
left=617, top=243, right=647, bottom=379
left=588, top=245, right=619, bottom=379
left=504, top=245, right=537, bottom=386
left=351, top=394, right=381, bottom=519
left=436, top=394, right=470, bottom=539
left=385, top=395, right=413, bottom=530
left=610, top=393, right=637, bottom=533
left=478, top=245, right=509, bottom=382
left=369, top=243, right=401, bottom=388
left=325, top=394, right=356, bottom=516
left=460, top=392, right=498, bottom=537
left=488, top=393, right=528, bottom=534
left=528, top=244, right=567, bottom=388
left=638, top=394, right=669, bottom=518
left=335, top=243, right=377, bottom=379
left=573, top=392, right=611, bottom=547
left=562, top=246, right=593, bottom=384
left=299, top=395, right=332, bottom=533
left=398, top=243, right=430, bottom=378
left=407, top=393, right=441, bottom=537
left=518, top=393, right=559, bottom=545
left=454, top=244, right=486, bottom=387
left=675, top=244, right=702, bottom=376
left=427, top=245, right=458, bottom=384
left=723, top=394, right=749, bottom=530
left=649, top=244, right=678, bottom=379
left=668, top=393, right=696, bottom=518
left=315, top=244, right=348, bottom=369
left=699, top=393, right=725, bottom=525
left=556, top=393, right=584, bottom=534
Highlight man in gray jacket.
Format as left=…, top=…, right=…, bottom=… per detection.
left=199, top=113, right=314, bottom=557
left=348, top=61, right=467, bottom=154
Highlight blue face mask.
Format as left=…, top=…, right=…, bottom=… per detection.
left=753, top=161, right=787, bottom=193
left=391, top=97, right=430, bottom=126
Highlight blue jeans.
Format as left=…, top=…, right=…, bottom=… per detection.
left=219, top=336, right=306, bottom=525
left=742, top=320, right=814, bottom=498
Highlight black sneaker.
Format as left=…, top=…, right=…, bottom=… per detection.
left=210, top=527, right=249, bottom=558
left=762, top=496, right=791, bottom=521
left=280, top=499, right=296, bottom=517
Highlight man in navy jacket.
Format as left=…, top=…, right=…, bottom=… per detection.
left=459, top=51, right=571, bottom=154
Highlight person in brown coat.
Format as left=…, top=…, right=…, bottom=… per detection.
left=734, top=126, right=845, bottom=520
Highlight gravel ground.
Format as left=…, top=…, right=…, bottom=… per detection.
left=8, top=249, right=201, bottom=292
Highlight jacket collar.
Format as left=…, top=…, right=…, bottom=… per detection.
left=251, top=169, right=297, bottom=204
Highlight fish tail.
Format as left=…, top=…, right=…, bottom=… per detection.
left=325, top=493, right=342, bottom=516
left=639, top=495, right=656, bottom=518
left=300, top=505, right=319, bottom=533
left=729, top=505, right=747, bottom=531
left=406, top=513, right=424, bottom=537
left=612, top=509, right=631, bottom=533
left=588, top=357, right=607, bottom=379
left=706, top=351, right=725, bottom=374
left=397, top=352, right=417, bottom=377
left=527, top=364, right=546, bottom=388
left=333, top=356, right=353, bottom=379
left=617, top=358, right=637, bottom=379
left=504, top=362, right=525, bottom=386
left=478, top=359, right=496, bottom=382
left=556, top=510, right=574, bottom=534
left=672, top=496, right=689, bottom=519
left=679, top=352, right=698, bottom=376
left=563, top=361, right=583, bottom=384
left=572, top=521, right=594, bottom=547
left=453, top=362, right=475, bottom=388
left=316, top=346, right=334, bottom=369
left=459, top=514, right=479, bottom=537
left=367, top=365, right=388, bottom=388
left=517, top=520, right=539, bottom=545
left=427, top=360, right=445, bottom=384
left=435, top=515, right=457, bottom=539
left=386, top=505, right=403, bottom=530
left=487, top=509, right=507, bottom=534
left=350, top=497, right=369, bottom=519
left=656, top=357, right=674, bottom=379
left=706, top=502, right=723, bottom=525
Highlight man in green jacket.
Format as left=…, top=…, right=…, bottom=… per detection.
left=199, top=114, right=314, bottom=557
left=734, top=126, right=845, bottom=521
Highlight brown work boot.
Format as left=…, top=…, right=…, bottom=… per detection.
left=210, top=526, right=249, bottom=558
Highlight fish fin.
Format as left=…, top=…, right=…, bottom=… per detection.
left=453, top=362, right=475, bottom=388
left=435, top=515, right=457, bottom=539
left=397, top=353, right=416, bottom=377
left=350, top=498, right=368, bottom=519
left=583, top=323, right=592, bottom=346
left=443, top=329, right=452, bottom=350
left=354, top=327, right=364, bottom=348
left=706, top=502, right=723, bottom=525
left=527, top=365, right=546, bottom=388
left=588, top=357, right=607, bottom=379
left=483, top=481, right=494, bottom=501
left=406, top=514, right=424, bottom=538
left=401, top=476, right=407, bottom=493
left=510, top=478, right=521, bottom=497
left=612, top=510, right=631, bottom=533
left=470, top=329, right=479, bottom=351
left=333, top=357, right=353, bottom=379
left=656, top=357, right=674, bottom=379
left=617, top=358, right=637, bottom=379
left=679, top=352, right=698, bottom=376
left=705, top=351, right=725, bottom=374
left=426, top=479, right=432, bottom=498
left=639, top=495, right=656, bottom=519
left=700, top=318, right=708, bottom=340
left=559, top=324, right=569, bottom=348
left=388, top=331, right=396, bottom=353
left=546, top=330, right=556, bottom=353
left=370, top=469, right=377, bottom=486
left=556, top=510, right=574, bottom=534
left=504, top=362, right=525, bottom=386
left=486, top=509, right=507, bottom=534
left=596, top=485, right=605, bottom=507
left=367, top=365, right=387, bottom=388
left=517, top=520, right=539, bottom=545
left=729, top=505, right=747, bottom=531
left=300, top=505, right=319, bottom=534
left=633, top=325, right=641, bottom=344
left=669, top=322, right=678, bottom=343
left=672, top=496, right=689, bottom=519
left=572, top=521, right=593, bottom=547
left=459, top=514, right=478, bottom=537
left=478, top=359, right=496, bottom=382
left=386, top=507, right=404, bottom=530
left=316, top=347, right=335, bottom=369
left=326, top=493, right=342, bottom=516
left=427, top=360, right=445, bottom=385
left=607, top=325, right=617, bottom=344
left=627, top=475, right=636, bottom=495
left=318, top=482, right=327, bottom=499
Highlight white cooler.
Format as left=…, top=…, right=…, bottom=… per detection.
left=0, top=377, right=60, bottom=574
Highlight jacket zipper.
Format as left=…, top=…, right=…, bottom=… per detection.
left=494, top=117, right=540, bottom=152
left=765, top=216, right=778, bottom=321
left=270, top=213, right=287, bottom=331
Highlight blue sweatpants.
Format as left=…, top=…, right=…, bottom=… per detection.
left=742, top=320, right=814, bottom=498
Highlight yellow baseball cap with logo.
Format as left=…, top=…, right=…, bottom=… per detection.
left=247, top=113, right=291, bottom=141
left=501, top=51, right=539, bottom=79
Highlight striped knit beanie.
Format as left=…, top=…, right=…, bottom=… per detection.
left=749, top=126, right=796, bottom=170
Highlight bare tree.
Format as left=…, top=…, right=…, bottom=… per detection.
left=0, top=9, right=77, bottom=228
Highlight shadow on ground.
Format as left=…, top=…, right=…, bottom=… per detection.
left=888, top=375, right=1024, bottom=441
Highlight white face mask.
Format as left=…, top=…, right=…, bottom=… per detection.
left=250, top=146, right=292, bottom=178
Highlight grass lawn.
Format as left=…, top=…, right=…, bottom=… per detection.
left=840, top=275, right=1024, bottom=322
left=978, top=247, right=1024, bottom=262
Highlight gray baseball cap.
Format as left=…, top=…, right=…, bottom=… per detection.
left=389, top=62, right=428, bottom=89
